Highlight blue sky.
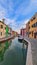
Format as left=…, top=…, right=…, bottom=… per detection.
left=0, top=0, right=37, bottom=33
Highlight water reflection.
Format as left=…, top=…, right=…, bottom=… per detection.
left=18, top=39, right=28, bottom=65
left=0, top=40, right=12, bottom=62
left=0, top=38, right=28, bottom=65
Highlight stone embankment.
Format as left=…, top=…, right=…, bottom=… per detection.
left=0, top=35, right=15, bottom=43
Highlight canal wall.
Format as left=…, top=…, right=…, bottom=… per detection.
left=0, top=35, right=15, bottom=43
left=24, top=39, right=33, bottom=65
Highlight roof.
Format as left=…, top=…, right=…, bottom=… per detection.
left=26, top=12, right=37, bottom=24
left=0, top=20, right=12, bottom=30
left=21, top=28, right=26, bottom=30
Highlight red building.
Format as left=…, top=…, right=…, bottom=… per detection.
left=20, top=28, right=26, bottom=37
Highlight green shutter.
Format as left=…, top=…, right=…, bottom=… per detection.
left=6, top=26, right=9, bottom=36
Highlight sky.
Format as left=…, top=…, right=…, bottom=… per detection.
left=0, top=0, right=37, bottom=33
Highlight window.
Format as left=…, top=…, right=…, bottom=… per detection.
left=32, top=31, right=33, bottom=36
left=1, top=32, right=2, bottom=36
left=31, top=17, right=35, bottom=21
left=1, top=25, right=3, bottom=28
left=32, top=24, right=35, bottom=27
left=31, top=18, right=34, bottom=21
left=28, top=21, right=30, bottom=24
left=29, top=32, right=31, bottom=34
left=35, top=22, right=37, bottom=27
left=32, top=22, right=37, bottom=27
left=5, top=27, right=6, bottom=30
left=29, top=26, right=30, bottom=29
left=33, top=17, right=35, bottom=20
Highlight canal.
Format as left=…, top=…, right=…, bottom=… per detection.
left=0, top=37, right=28, bottom=65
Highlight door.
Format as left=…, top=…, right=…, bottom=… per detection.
left=34, top=33, right=36, bottom=38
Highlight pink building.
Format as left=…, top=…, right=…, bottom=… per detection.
left=20, top=28, right=26, bottom=37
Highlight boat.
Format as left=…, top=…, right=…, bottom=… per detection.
left=18, top=35, right=23, bottom=42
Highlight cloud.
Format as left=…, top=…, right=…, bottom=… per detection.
left=5, top=18, right=15, bottom=25
left=0, top=4, right=6, bottom=19
left=4, top=18, right=29, bottom=33
left=20, top=19, right=29, bottom=29
left=24, top=19, right=29, bottom=24
left=4, top=18, right=19, bottom=31
left=0, top=0, right=14, bottom=18
left=0, top=0, right=37, bottom=33
left=15, top=19, right=29, bottom=33
left=0, top=0, right=37, bottom=20
left=31, top=0, right=37, bottom=6
left=15, top=1, right=30, bottom=17
left=15, top=0, right=37, bottom=19
left=14, top=0, right=31, bottom=17
left=7, top=0, right=14, bottom=12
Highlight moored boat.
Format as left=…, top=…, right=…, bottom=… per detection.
left=18, top=35, right=23, bottom=42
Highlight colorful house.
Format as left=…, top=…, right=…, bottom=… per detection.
left=20, top=28, right=26, bottom=37
left=26, top=13, right=37, bottom=38
left=0, top=19, right=12, bottom=38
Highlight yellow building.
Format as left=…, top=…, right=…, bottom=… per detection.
left=26, top=13, right=37, bottom=38
left=0, top=19, right=12, bottom=38
left=26, top=22, right=29, bottom=37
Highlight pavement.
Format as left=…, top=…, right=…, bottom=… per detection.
left=24, top=36, right=37, bottom=65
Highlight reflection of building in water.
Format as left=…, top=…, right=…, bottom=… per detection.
left=0, top=40, right=12, bottom=61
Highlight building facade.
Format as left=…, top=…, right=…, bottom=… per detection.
left=26, top=13, right=37, bottom=38
left=26, top=22, right=29, bottom=37
left=12, top=31, right=18, bottom=37
left=20, top=28, right=26, bottom=37
left=0, top=20, right=12, bottom=38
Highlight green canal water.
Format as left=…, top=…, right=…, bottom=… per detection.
left=0, top=37, right=28, bottom=65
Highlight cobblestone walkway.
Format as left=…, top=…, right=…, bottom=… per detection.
left=24, top=37, right=37, bottom=65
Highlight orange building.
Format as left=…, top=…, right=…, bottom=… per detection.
left=26, top=22, right=29, bottom=37
left=26, top=13, right=37, bottom=38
